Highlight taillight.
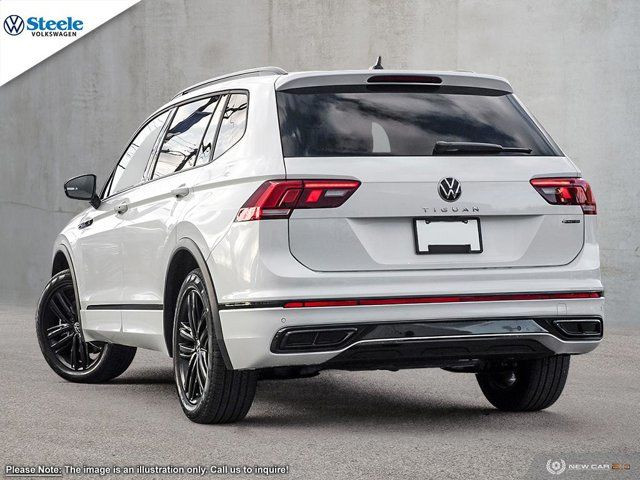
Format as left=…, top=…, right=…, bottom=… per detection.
left=530, top=177, right=596, bottom=215
left=236, top=179, right=360, bottom=222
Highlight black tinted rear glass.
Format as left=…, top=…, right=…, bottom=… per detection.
left=276, top=86, right=560, bottom=157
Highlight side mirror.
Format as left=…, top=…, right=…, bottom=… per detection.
left=64, top=174, right=101, bottom=208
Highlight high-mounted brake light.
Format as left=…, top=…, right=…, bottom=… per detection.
left=236, top=179, right=360, bottom=222
left=530, top=177, right=597, bottom=215
left=367, top=75, right=443, bottom=84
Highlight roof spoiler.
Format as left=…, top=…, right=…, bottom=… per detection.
left=173, top=67, right=287, bottom=99
left=276, top=71, right=512, bottom=93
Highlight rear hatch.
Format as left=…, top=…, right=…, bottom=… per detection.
left=275, top=73, right=584, bottom=272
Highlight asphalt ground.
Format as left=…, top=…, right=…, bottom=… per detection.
left=1, top=303, right=638, bottom=480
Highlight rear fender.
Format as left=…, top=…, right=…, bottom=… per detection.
left=165, top=238, right=233, bottom=369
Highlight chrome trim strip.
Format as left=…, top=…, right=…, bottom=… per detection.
left=354, top=332, right=589, bottom=347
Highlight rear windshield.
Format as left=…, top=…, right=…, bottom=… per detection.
left=276, top=86, right=561, bottom=157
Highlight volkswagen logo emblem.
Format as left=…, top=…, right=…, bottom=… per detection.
left=438, top=177, right=462, bottom=202
left=3, top=15, right=24, bottom=35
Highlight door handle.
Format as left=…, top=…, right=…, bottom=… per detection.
left=114, top=202, right=128, bottom=214
left=78, top=218, right=94, bottom=229
left=171, top=186, right=190, bottom=199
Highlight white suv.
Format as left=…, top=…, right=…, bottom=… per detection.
left=36, top=67, right=604, bottom=423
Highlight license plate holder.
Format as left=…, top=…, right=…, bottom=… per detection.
left=414, top=217, right=483, bottom=254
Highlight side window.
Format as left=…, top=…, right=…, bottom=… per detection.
left=213, top=93, right=248, bottom=160
left=195, top=94, right=227, bottom=165
left=152, top=96, right=220, bottom=180
left=105, top=111, right=170, bottom=197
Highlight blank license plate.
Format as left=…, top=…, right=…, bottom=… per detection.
left=414, top=218, right=482, bottom=254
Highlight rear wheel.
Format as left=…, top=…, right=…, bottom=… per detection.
left=36, top=269, right=137, bottom=383
left=476, top=355, right=570, bottom=411
left=173, top=268, right=257, bottom=423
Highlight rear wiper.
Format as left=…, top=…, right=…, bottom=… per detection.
left=433, top=141, right=532, bottom=155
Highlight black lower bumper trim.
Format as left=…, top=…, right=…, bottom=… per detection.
left=271, top=318, right=604, bottom=354
left=269, top=318, right=602, bottom=371
left=324, top=337, right=556, bottom=371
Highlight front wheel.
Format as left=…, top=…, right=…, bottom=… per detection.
left=173, top=269, right=257, bottom=423
left=476, top=355, right=570, bottom=411
left=36, top=269, right=137, bottom=383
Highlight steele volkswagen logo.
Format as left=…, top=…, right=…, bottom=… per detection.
left=3, top=15, right=83, bottom=37
left=3, top=15, right=24, bottom=35
left=438, top=177, right=462, bottom=202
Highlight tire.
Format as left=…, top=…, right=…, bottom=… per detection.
left=476, top=355, right=570, bottom=411
left=172, top=268, right=257, bottom=424
left=36, top=269, right=137, bottom=383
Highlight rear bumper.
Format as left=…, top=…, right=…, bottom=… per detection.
left=218, top=296, right=604, bottom=370
left=210, top=219, right=603, bottom=370
left=208, top=220, right=603, bottom=306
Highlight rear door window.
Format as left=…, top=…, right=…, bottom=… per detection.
left=276, top=86, right=560, bottom=157
left=152, top=96, right=220, bottom=179
left=213, top=93, right=248, bottom=160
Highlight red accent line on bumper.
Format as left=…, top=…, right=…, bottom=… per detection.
left=283, top=292, right=602, bottom=309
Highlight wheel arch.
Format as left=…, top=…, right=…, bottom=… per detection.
left=163, top=238, right=232, bottom=369
left=49, top=242, right=84, bottom=328
left=52, top=250, right=70, bottom=276
left=52, top=235, right=74, bottom=275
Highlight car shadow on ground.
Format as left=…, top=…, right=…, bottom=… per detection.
left=111, top=367, right=174, bottom=385
left=246, top=376, right=573, bottom=431
left=110, top=366, right=573, bottom=431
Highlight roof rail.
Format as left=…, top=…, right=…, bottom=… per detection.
left=173, top=67, right=288, bottom=98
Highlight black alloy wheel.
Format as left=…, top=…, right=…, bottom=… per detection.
left=36, top=269, right=137, bottom=383
left=175, top=286, right=210, bottom=405
left=40, top=276, right=104, bottom=371
left=173, top=269, right=257, bottom=423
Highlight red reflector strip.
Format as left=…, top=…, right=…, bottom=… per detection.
left=283, top=292, right=602, bottom=308
left=284, top=300, right=359, bottom=308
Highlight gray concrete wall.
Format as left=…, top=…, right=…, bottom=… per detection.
left=1, top=0, right=638, bottom=322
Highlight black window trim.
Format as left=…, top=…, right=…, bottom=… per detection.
left=101, top=109, right=173, bottom=200
left=100, top=88, right=249, bottom=201
left=142, top=106, right=178, bottom=182
left=148, top=94, right=225, bottom=182
left=195, top=94, right=228, bottom=169
left=211, top=92, right=250, bottom=161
